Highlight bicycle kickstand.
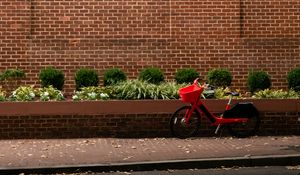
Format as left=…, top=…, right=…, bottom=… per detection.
left=215, top=124, right=221, bottom=134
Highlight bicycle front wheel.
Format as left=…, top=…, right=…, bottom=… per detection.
left=227, top=114, right=260, bottom=138
left=170, top=106, right=200, bottom=139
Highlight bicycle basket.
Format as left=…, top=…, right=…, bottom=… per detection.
left=179, top=84, right=204, bottom=103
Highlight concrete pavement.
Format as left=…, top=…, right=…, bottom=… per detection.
left=0, top=136, right=299, bottom=174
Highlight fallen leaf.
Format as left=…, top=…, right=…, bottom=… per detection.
left=244, top=154, right=251, bottom=158
left=123, top=156, right=133, bottom=160
left=83, top=140, right=89, bottom=143
left=221, top=166, right=233, bottom=171
left=286, top=165, right=300, bottom=170
left=41, top=155, right=47, bottom=158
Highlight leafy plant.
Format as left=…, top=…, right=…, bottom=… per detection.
left=111, top=80, right=185, bottom=100
left=39, top=67, right=64, bottom=90
left=103, top=68, right=126, bottom=86
left=253, top=89, right=299, bottom=99
left=138, top=67, right=164, bottom=84
left=174, top=68, right=199, bottom=84
left=10, top=86, right=36, bottom=101
left=75, top=68, right=99, bottom=90
left=112, top=80, right=153, bottom=100
left=0, top=69, right=25, bottom=81
left=157, top=82, right=186, bottom=99
left=247, top=71, right=271, bottom=93
left=36, top=86, right=65, bottom=101
left=0, top=87, right=6, bottom=101
left=287, top=68, right=300, bottom=91
left=214, top=87, right=231, bottom=99
left=207, top=68, right=232, bottom=87
left=72, top=86, right=109, bottom=101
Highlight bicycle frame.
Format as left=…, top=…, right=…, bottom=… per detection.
left=184, top=92, right=248, bottom=127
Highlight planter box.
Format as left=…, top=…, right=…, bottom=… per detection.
left=0, top=99, right=299, bottom=116
left=0, top=99, right=299, bottom=139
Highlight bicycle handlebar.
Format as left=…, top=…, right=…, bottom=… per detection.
left=193, top=78, right=207, bottom=88
left=193, top=78, right=200, bottom=85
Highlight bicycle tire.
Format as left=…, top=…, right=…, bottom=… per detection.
left=170, top=106, right=200, bottom=139
left=227, top=113, right=260, bottom=138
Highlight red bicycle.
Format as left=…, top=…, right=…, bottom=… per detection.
left=170, top=78, right=260, bottom=138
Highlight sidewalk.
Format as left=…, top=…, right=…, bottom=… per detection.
left=0, top=136, right=299, bottom=174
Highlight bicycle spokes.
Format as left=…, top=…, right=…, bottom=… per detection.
left=170, top=106, right=200, bottom=139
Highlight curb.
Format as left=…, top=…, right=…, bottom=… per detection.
left=1, top=154, right=299, bottom=174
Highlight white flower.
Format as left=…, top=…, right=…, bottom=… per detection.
left=43, top=92, right=49, bottom=96
left=29, top=92, right=35, bottom=98
left=100, top=93, right=108, bottom=99
left=41, top=95, right=50, bottom=101
left=72, top=95, right=79, bottom=100
left=88, top=92, right=97, bottom=99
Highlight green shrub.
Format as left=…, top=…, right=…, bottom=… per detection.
left=0, top=69, right=25, bottom=81
left=207, top=68, right=232, bottom=87
left=247, top=71, right=271, bottom=93
left=75, top=68, right=99, bottom=90
left=174, top=68, right=199, bottom=84
left=287, top=68, right=300, bottom=91
left=103, top=68, right=127, bottom=86
left=39, top=67, right=64, bottom=90
left=138, top=67, right=164, bottom=84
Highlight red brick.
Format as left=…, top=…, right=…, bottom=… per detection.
left=0, top=0, right=299, bottom=95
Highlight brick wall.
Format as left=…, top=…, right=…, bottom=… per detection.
left=0, top=112, right=299, bottom=139
left=1, top=0, right=300, bottom=94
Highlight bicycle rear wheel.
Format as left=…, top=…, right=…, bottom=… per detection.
left=227, top=114, right=260, bottom=138
left=170, top=106, right=200, bottom=139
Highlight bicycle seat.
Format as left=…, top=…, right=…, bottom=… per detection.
left=226, top=92, right=240, bottom=96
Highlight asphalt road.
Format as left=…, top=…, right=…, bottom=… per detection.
left=99, top=166, right=300, bottom=175
left=29, top=166, right=300, bottom=175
